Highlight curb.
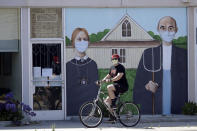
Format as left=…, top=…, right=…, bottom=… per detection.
left=68, top=115, right=197, bottom=123
left=140, top=115, right=197, bottom=123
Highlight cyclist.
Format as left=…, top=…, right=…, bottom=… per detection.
left=102, top=54, right=129, bottom=121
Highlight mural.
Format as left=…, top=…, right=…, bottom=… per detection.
left=65, top=8, right=187, bottom=116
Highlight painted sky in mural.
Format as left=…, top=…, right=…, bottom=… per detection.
left=65, top=8, right=187, bottom=39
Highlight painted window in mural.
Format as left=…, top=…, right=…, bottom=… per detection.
left=65, top=8, right=187, bottom=116
left=122, top=20, right=131, bottom=37
left=112, top=49, right=118, bottom=55
left=120, top=49, right=126, bottom=63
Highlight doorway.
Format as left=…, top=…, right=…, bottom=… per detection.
left=31, top=42, right=65, bottom=120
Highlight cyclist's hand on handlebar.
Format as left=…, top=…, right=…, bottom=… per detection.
left=105, top=79, right=111, bottom=83
left=101, top=79, right=106, bottom=82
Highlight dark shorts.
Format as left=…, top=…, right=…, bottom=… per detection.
left=113, top=83, right=128, bottom=97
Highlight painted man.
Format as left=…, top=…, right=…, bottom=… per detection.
left=133, top=16, right=188, bottom=115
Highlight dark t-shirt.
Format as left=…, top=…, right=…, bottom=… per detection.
left=109, top=64, right=128, bottom=90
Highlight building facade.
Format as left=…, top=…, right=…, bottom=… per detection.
left=0, top=0, right=197, bottom=120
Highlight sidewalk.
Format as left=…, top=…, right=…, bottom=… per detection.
left=140, top=114, right=197, bottom=123
left=0, top=115, right=197, bottom=131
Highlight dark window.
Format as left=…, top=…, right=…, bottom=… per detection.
left=122, top=20, right=131, bottom=37
left=112, top=49, right=118, bottom=55
left=3, top=53, right=12, bottom=76
left=0, top=53, right=12, bottom=76
left=120, top=49, right=126, bottom=63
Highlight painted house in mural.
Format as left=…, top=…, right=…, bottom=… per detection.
left=66, top=14, right=160, bottom=69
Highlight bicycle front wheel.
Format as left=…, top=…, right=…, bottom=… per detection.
left=118, top=102, right=140, bottom=127
left=79, top=101, right=103, bottom=128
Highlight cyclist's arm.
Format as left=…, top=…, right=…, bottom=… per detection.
left=102, top=74, right=111, bottom=81
left=111, top=73, right=123, bottom=82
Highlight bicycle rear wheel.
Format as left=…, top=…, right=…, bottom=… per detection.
left=79, top=101, right=103, bottom=128
left=118, top=102, right=140, bottom=127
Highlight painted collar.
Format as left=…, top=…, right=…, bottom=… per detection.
left=74, top=55, right=88, bottom=61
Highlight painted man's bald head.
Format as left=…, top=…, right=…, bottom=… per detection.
left=157, top=16, right=178, bottom=33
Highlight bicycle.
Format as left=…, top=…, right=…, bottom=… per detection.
left=79, top=80, right=140, bottom=128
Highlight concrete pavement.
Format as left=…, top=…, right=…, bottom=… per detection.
left=0, top=115, right=197, bottom=131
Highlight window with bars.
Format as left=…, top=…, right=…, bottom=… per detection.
left=122, top=20, right=131, bottom=37
left=111, top=48, right=126, bottom=64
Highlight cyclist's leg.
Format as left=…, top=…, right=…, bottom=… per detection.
left=104, top=96, right=111, bottom=106
left=107, top=84, right=116, bottom=100
left=108, top=83, right=121, bottom=108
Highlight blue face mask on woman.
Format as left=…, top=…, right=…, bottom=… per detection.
left=75, top=40, right=88, bottom=53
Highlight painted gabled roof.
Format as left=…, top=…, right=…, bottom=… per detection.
left=101, top=13, right=154, bottom=41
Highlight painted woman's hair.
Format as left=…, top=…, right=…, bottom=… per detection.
left=71, top=28, right=89, bottom=48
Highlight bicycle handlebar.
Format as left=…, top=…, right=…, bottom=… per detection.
left=95, top=80, right=107, bottom=86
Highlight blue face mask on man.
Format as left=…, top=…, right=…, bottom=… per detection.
left=75, top=40, right=88, bottom=53
left=112, top=59, right=119, bottom=65
left=159, top=31, right=175, bottom=43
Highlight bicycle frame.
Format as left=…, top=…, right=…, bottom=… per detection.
left=93, top=81, right=121, bottom=118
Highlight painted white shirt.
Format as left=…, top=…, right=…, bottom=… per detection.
left=162, top=45, right=172, bottom=70
left=75, top=55, right=88, bottom=61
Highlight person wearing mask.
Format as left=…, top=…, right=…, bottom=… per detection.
left=102, top=54, right=128, bottom=121
left=133, top=16, right=187, bottom=115
left=66, top=28, right=99, bottom=116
